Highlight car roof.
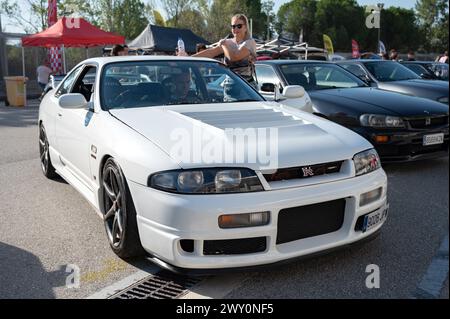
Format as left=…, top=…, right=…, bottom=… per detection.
left=337, top=59, right=391, bottom=63
left=256, top=60, right=333, bottom=65
left=80, top=55, right=219, bottom=67
left=401, top=61, right=437, bottom=64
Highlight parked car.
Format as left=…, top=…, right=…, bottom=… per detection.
left=39, top=56, right=388, bottom=273
left=337, top=60, right=449, bottom=104
left=401, top=61, right=449, bottom=81
left=255, top=60, right=449, bottom=162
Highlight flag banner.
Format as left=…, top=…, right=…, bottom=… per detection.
left=48, top=0, right=62, bottom=74
left=323, top=34, right=334, bottom=57
left=352, top=39, right=360, bottom=58
left=378, top=41, right=386, bottom=54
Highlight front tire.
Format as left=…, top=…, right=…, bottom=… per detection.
left=101, top=158, right=145, bottom=258
left=39, top=124, right=57, bottom=179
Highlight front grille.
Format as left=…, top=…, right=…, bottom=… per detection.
left=263, top=161, right=343, bottom=182
left=407, top=116, right=449, bottom=129
left=203, top=237, right=267, bottom=255
left=277, top=199, right=346, bottom=245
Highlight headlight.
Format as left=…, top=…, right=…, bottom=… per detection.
left=353, top=149, right=381, bottom=176
left=438, top=97, right=448, bottom=104
left=360, top=114, right=405, bottom=128
left=149, top=168, right=264, bottom=194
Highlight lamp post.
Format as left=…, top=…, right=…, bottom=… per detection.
left=377, top=3, right=384, bottom=53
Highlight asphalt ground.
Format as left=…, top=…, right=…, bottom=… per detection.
left=0, top=101, right=448, bottom=299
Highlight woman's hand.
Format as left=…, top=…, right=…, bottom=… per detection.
left=176, top=50, right=189, bottom=57
left=218, top=39, right=228, bottom=47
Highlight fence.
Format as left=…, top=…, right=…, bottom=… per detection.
left=0, top=45, right=103, bottom=101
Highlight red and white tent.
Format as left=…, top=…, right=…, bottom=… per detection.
left=22, top=17, right=125, bottom=48
left=21, top=17, right=125, bottom=73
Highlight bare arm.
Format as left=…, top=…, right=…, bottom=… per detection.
left=192, top=45, right=224, bottom=58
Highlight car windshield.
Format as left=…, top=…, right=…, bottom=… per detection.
left=101, top=60, right=263, bottom=110
left=279, top=63, right=367, bottom=90
left=364, top=61, right=421, bottom=82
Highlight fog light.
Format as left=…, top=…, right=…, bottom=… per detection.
left=374, top=135, right=390, bottom=143
left=218, top=212, right=270, bottom=229
left=360, top=188, right=383, bottom=206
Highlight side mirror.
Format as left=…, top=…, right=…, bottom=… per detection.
left=260, top=83, right=275, bottom=93
left=58, top=93, right=88, bottom=109
left=282, top=85, right=305, bottom=99
left=420, top=73, right=433, bottom=80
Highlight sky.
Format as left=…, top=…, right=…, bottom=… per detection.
left=1, top=0, right=417, bottom=34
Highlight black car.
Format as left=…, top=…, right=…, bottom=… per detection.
left=401, top=61, right=449, bottom=82
left=255, top=60, right=449, bottom=162
left=336, top=60, right=449, bottom=104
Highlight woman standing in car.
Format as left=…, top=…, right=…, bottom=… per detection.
left=188, top=14, right=258, bottom=86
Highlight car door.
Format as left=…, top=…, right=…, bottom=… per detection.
left=55, top=65, right=98, bottom=190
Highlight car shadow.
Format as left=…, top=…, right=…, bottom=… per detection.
left=0, top=242, right=70, bottom=298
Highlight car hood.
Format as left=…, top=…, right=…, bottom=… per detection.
left=109, top=102, right=371, bottom=170
left=378, top=79, right=449, bottom=95
left=310, top=87, right=448, bottom=117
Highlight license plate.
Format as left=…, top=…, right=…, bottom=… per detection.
left=423, top=133, right=444, bottom=146
left=362, top=205, right=389, bottom=233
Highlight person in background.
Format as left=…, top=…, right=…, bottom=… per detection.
left=390, top=49, right=399, bottom=61
left=407, top=50, right=416, bottom=61
left=438, top=51, right=449, bottom=64
left=111, top=44, right=127, bottom=56
left=189, top=14, right=257, bottom=86
left=36, top=60, right=53, bottom=92
left=196, top=43, right=207, bottom=53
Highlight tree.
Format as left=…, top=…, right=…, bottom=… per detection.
left=275, top=0, right=317, bottom=42
left=167, top=8, right=206, bottom=37
left=161, top=0, right=194, bottom=28
left=314, top=0, right=365, bottom=50
left=416, top=0, right=449, bottom=52
left=380, top=7, right=422, bottom=52
left=0, top=0, right=47, bottom=33
left=113, top=0, right=148, bottom=39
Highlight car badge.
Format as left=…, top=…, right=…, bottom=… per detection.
left=302, top=167, right=314, bottom=177
left=425, top=118, right=431, bottom=126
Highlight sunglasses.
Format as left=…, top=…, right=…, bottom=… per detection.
left=231, top=24, right=244, bottom=29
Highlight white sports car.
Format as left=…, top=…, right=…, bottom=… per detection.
left=39, top=56, right=388, bottom=273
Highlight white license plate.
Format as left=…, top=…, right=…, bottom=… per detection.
left=423, top=133, right=444, bottom=146
left=363, top=205, right=389, bottom=233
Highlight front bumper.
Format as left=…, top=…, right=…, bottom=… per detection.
left=353, top=126, right=449, bottom=163
left=128, top=168, right=388, bottom=270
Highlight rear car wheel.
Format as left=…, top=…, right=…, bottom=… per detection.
left=39, top=124, right=57, bottom=179
left=101, top=158, right=145, bottom=258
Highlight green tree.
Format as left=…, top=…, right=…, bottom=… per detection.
left=161, top=0, right=194, bottom=28
left=113, top=0, right=148, bottom=39
left=416, top=0, right=449, bottom=52
left=275, top=0, right=317, bottom=42
left=0, top=0, right=47, bottom=32
left=167, top=8, right=206, bottom=37
left=314, top=0, right=365, bottom=50
left=379, top=7, right=422, bottom=52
